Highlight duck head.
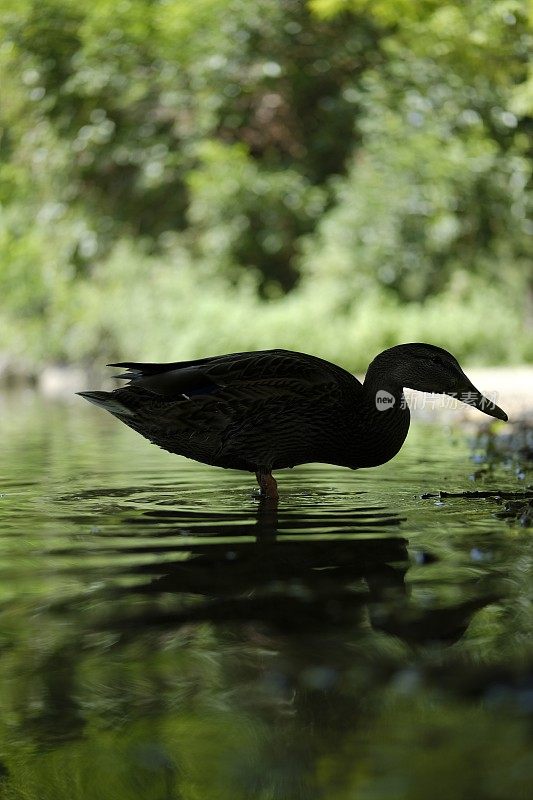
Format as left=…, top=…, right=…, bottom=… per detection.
left=366, top=343, right=508, bottom=421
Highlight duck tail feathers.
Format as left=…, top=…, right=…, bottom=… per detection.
left=76, top=391, right=134, bottom=417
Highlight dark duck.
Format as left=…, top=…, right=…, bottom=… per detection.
left=78, top=344, right=507, bottom=499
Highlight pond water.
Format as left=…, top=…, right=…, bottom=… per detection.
left=0, top=392, right=531, bottom=800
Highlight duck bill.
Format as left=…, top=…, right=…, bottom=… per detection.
left=454, top=381, right=508, bottom=422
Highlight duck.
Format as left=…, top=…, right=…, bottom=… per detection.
left=78, top=344, right=507, bottom=499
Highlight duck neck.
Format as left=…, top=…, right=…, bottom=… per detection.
left=362, top=367, right=407, bottom=414
left=354, top=364, right=411, bottom=467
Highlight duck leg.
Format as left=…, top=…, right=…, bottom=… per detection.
left=255, top=470, right=279, bottom=500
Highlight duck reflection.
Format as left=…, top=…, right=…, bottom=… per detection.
left=89, top=497, right=497, bottom=648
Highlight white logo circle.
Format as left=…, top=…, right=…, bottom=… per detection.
left=375, top=390, right=396, bottom=411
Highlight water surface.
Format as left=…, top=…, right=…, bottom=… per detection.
left=0, top=393, right=531, bottom=800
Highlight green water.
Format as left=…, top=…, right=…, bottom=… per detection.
left=0, top=393, right=531, bottom=800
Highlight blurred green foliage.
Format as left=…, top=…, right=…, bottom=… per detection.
left=0, top=0, right=531, bottom=368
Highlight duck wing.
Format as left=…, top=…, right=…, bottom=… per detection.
left=108, top=349, right=359, bottom=399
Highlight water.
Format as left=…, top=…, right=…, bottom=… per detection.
left=0, top=393, right=532, bottom=799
